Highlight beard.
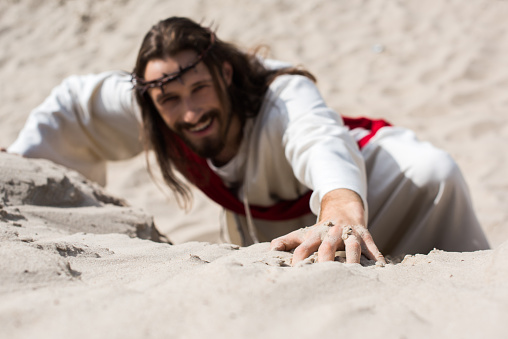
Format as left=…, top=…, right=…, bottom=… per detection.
left=174, top=108, right=233, bottom=159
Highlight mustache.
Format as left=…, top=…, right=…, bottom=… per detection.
left=176, top=109, right=220, bottom=131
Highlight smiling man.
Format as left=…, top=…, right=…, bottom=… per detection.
left=7, top=17, right=490, bottom=265
left=143, top=49, right=240, bottom=164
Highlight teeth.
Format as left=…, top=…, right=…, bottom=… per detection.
left=189, top=116, right=212, bottom=132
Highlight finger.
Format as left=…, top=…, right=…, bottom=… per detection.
left=317, top=226, right=342, bottom=263
left=292, top=235, right=322, bottom=266
left=356, top=227, right=387, bottom=264
left=344, top=235, right=362, bottom=264
left=270, top=229, right=306, bottom=251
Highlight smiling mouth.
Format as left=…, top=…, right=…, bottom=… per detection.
left=188, top=115, right=213, bottom=133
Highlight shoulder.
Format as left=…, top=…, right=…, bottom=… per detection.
left=269, top=74, right=319, bottom=99
left=254, top=74, right=321, bottom=137
left=264, top=74, right=326, bottom=119
left=261, top=58, right=293, bottom=70
left=56, top=71, right=133, bottom=103
left=57, top=70, right=139, bottom=120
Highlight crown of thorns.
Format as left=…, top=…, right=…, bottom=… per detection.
left=131, top=31, right=216, bottom=95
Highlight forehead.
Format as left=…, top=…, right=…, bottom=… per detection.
left=144, top=49, right=211, bottom=86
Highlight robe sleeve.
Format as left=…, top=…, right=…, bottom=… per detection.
left=277, top=75, right=368, bottom=219
left=7, top=71, right=143, bottom=185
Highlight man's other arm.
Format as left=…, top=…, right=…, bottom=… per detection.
left=7, top=71, right=143, bottom=185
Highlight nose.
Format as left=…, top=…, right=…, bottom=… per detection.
left=181, top=96, right=203, bottom=124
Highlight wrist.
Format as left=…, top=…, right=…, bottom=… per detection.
left=318, top=188, right=365, bottom=225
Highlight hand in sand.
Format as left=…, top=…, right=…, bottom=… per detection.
left=270, top=189, right=386, bottom=266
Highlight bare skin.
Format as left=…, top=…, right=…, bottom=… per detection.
left=270, top=188, right=386, bottom=266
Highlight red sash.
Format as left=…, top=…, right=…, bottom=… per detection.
left=177, top=116, right=391, bottom=221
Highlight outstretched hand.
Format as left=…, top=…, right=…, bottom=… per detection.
left=270, top=189, right=386, bottom=266
left=270, top=220, right=385, bottom=265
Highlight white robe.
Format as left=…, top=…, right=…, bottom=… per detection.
left=8, top=70, right=490, bottom=255
left=8, top=71, right=143, bottom=185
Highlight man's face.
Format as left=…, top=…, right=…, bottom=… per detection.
left=144, top=50, right=238, bottom=162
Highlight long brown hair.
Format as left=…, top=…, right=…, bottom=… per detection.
left=133, top=17, right=315, bottom=209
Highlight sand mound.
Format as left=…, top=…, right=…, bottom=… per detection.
left=0, top=153, right=164, bottom=241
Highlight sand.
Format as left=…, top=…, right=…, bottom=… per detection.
left=1, top=0, right=508, bottom=338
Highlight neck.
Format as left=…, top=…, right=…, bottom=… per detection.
left=211, top=114, right=242, bottom=167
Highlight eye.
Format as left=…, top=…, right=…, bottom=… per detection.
left=193, top=84, right=208, bottom=92
left=160, top=95, right=178, bottom=104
